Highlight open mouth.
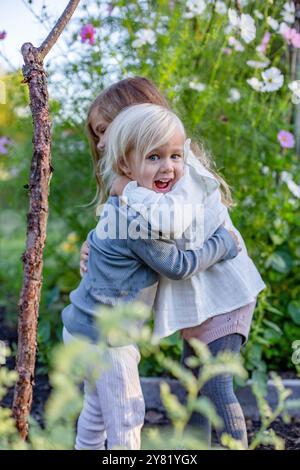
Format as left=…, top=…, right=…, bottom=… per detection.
left=154, top=179, right=173, bottom=192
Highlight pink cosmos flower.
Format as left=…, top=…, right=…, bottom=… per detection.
left=0, top=31, right=7, bottom=40
left=282, top=27, right=300, bottom=48
left=0, top=136, right=12, bottom=154
left=80, top=24, right=95, bottom=45
left=277, top=130, right=295, bottom=148
left=257, top=31, right=271, bottom=53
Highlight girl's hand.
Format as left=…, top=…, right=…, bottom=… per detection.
left=110, top=175, right=132, bottom=196
left=80, top=240, right=89, bottom=277
left=222, top=221, right=241, bottom=252
left=227, top=228, right=242, bottom=252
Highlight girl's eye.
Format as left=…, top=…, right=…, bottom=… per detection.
left=147, top=154, right=182, bottom=161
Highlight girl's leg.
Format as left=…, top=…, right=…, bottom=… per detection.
left=63, top=327, right=144, bottom=449
left=94, top=344, right=145, bottom=450
left=202, top=334, right=248, bottom=448
left=62, top=327, right=107, bottom=450
left=182, top=333, right=248, bottom=448
left=75, top=381, right=107, bottom=450
left=181, top=340, right=211, bottom=446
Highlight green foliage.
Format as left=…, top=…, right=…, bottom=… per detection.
left=1, top=303, right=299, bottom=449
left=0, top=0, right=299, bottom=378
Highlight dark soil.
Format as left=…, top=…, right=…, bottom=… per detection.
left=1, top=306, right=300, bottom=450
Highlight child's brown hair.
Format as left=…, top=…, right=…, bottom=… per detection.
left=86, top=76, right=233, bottom=211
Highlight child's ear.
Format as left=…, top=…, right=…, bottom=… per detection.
left=118, top=157, right=132, bottom=178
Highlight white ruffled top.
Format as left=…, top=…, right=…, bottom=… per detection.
left=121, top=139, right=266, bottom=340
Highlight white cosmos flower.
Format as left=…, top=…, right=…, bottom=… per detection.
left=281, top=172, right=300, bottom=198
left=215, top=1, right=227, bottom=14
left=281, top=171, right=292, bottom=183
left=189, top=81, right=207, bottom=92
left=228, top=8, right=256, bottom=43
left=287, top=180, right=300, bottom=198
left=267, top=16, right=279, bottom=31
left=247, top=77, right=264, bottom=91
left=261, top=67, right=284, bottom=92
left=240, top=14, right=256, bottom=43
left=288, top=80, right=300, bottom=104
left=281, top=1, right=295, bottom=24
left=184, top=0, right=207, bottom=18
left=279, top=22, right=289, bottom=35
left=228, top=88, right=241, bottom=102
left=132, top=29, right=156, bottom=47
left=261, top=166, right=270, bottom=175
left=228, top=9, right=240, bottom=27
left=246, top=58, right=270, bottom=69
left=288, top=80, right=300, bottom=94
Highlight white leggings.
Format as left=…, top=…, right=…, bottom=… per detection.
left=62, top=327, right=145, bottom=450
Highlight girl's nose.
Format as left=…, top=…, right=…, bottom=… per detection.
left=160, top=159, right=174, bottom=173
left=97, top=137, right=106, bottom=152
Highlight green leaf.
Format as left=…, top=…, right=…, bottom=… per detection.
left=262, top=319, right=283, bottom=334
left=265, top=305, right=284, bottom=317
left=266, top=251, right=293, bottom=274
left=252, top=370, right=268, bottom=397
left=288, top=301, right=300, bottom=325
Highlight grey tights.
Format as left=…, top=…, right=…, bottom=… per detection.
left=181, top=333, right=248, bottom=448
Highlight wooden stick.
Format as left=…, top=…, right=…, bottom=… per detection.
left=12, top=0, right=81, bottom=440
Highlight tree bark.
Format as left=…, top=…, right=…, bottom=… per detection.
left=12, top=0, right=81, bottom=440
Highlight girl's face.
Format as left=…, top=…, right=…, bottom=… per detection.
left=90, top=109, right=110, bottom=153
left=122, top=127, right=185, bottom=193
left=90, top=108, right=185, bottom=193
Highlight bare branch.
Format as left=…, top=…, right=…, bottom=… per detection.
left=12, top=0, right=81, bottom=440
left=21, top=0, right=67, bottom=57
left=38, top=0, right=81, bottom=60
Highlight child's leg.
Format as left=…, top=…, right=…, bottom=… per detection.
left=182, top=334, right=248, bottom=448
left=63, top=327, right=144, bottom=449
left=202, top=334, right=248, bottom=447
left=181, top=340, right=211, bottom=446
left=94, top=344, right=145, bottom=450
left=62, top=327, right=107, bottom=450
left=75, top=381, right=107, bottom=450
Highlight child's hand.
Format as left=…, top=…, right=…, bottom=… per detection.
left=227, top=228, right=242, bottom=252
left=80, top=240, right=89, bottom=277
left=110, top=175, right=132, bottom=196
left=222, top=221, right=241, bottom=252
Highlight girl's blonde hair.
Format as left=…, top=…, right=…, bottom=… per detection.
left=86, top=76, right=233, bottom=212
left=100, top=103, right=185, bottom=201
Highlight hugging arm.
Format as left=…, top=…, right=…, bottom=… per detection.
left=127, top=225, right=238, bottom=280
left=122, top=172, right=200, bottom=238
left=121, top=152, right=225, bottom=239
